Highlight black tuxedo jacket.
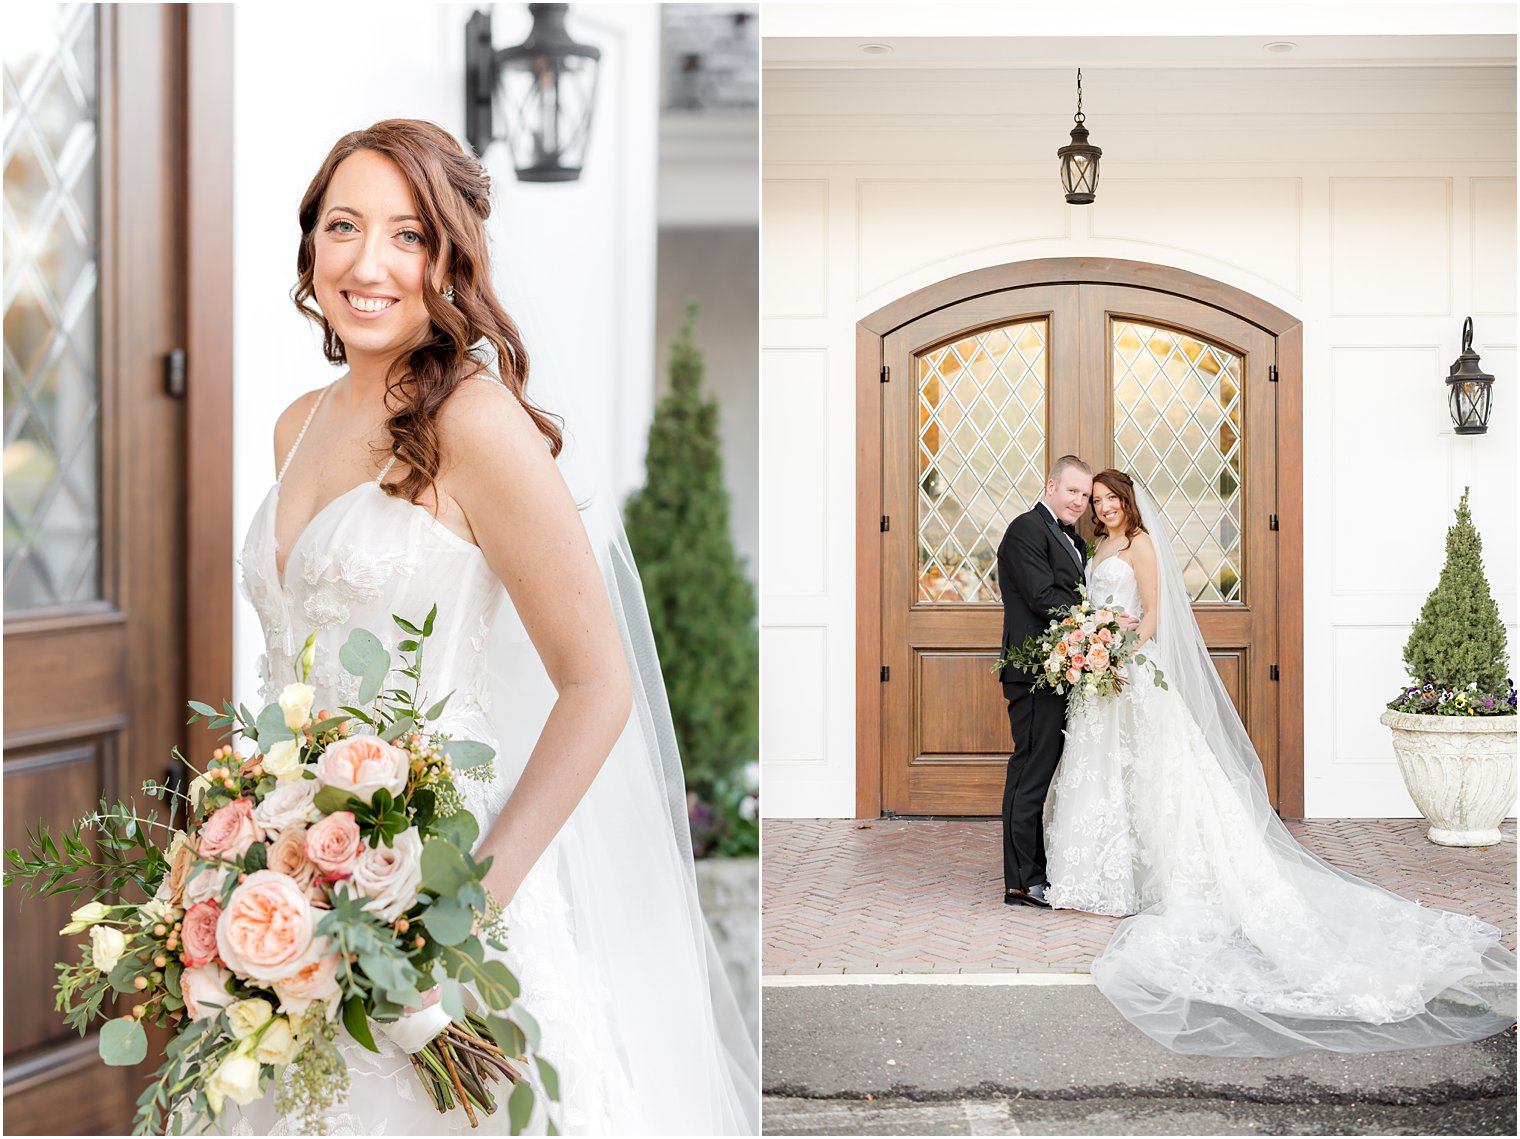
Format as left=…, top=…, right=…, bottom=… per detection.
left=996, top=504, right=1086, bottom=684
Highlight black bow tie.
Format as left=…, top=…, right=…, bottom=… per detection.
left=1058, top=521, right=1078, bottom=538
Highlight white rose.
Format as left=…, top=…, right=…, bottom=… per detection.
left=60, top=901, right=110, bottom=935
left=279, top=683, right=316, bottom=732
left=181, top=962, right=234, bottom=1021
left=252, top=776, right=322, bottom=832
left=346, top=828, right=423, bottom=922
left=227, top=996, right=274, bottom=1039
left=183, top=865, right=228, bottom=907
left=189, top=771, right=212, bottom=811
left=255, top=1016, right=300, bottom=1065
left=313, top=736, right=409, bottom=805
left=262, top=739, right=303, bottom=782
left=90, top=925, right=127, bottom=972
left=205, top=1051, right=262, bottom=1114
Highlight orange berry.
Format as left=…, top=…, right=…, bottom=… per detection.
left=133, top=976, right=148, bottom=990
left=413, top=936, right=426, bottom=949
left=153, top=954, right=167, bottom=968
left=396, top=918, right=410, bottom=934
left=132, top=1004, right=146, bottom=1018
left=153, top=924, right=167, bottom=937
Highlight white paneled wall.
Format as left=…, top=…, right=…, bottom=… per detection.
left=761, top=63, right=1517, bottom=820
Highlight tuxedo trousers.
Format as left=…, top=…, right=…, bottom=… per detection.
left=1001, top=680, right=1067, bottom=891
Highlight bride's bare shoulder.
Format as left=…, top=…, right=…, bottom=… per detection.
left=1128, top=529, right=1157, bottom=563
left=271, top=385, right=330, bottom=469
left=438, top=373, right=545, bottom=460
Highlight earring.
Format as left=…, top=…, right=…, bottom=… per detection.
left=443, top=285, right=455, bottom=303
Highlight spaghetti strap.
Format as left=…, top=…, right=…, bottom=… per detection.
left=376, top=454, right=398, bottom=484
left=276, top=385, right=333, bottom=483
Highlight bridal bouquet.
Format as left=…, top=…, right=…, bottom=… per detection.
left=996, top=585, right=1167, bottom=701
left=5, top=607, right=555, bottom=1135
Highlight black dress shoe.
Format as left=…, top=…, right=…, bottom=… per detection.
left=1004, top=884, right=1051, bottom=909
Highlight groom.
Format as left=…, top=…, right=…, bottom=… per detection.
left=995, top=455, right=1092, bottom=908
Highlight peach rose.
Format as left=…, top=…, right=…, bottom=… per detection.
left=198, top=799, right=262, bottom=861
left=267, top=826, right=319, bottom=893
left=1095, top=610, right=1113, bottom=624
left=1087, top=644, right=1110, bottom=671
left=183, top=865, right=228, bottom=908
left=1097, top=627, right=1114, bottom=645
left=314, top=736, right=408, bottom=805
left=272, top=938, right=342, bottom=1021
left=215, top=870, right=316, bottom=984
left=1065, top=667, right=1081, bottom=685
left=305, top=812, right=363, bottom=881
left=1055, top=641, right=1069, bottom=657
left=182, top=961, right=234, bottom=1021
left=180, top=899, right=222, bottom=968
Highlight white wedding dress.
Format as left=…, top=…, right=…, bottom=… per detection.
left=1044, top=488, right=1515, bottom=1057
left=230, top=384, right=758, bottom=1133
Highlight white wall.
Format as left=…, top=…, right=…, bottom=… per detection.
left=760, top=53, right=1517, bottom=819
left=231, top=2, right=659, bottom=713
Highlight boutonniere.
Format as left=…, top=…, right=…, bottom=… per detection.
left=1085, top=539, right=1098, bottom=561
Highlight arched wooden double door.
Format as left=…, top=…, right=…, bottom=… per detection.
left=856, top=260, right=1304, bottom=819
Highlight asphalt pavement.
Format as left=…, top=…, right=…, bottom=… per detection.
left=761, top=981, right=1518, bottom=1135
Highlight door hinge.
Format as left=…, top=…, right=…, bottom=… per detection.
left=880, top=365, right=890, bottom=383
left=881, top=515, right=890, bottom=532
left=881, top=665, right=890, bottom=682
left=1270, top=664, right=1280, bottom=681
left=1269, top=364, right=1279, bottom=383
left=1269, top=513, right=1279, bottom=531
left=165, top=347, right=187, bottom=398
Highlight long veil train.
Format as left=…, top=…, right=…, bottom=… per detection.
left=1088, top=483, right=1516, bottom=1057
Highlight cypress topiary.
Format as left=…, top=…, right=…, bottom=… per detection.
left=625, top=303, right=758, bottom=810
left=1402, top=488, right=1508, bottom=693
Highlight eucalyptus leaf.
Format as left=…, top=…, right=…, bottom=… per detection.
left=424, top=898, right=474, bottom=946
left=420, top=840, right=474, bottom=896
left=432, top=809, right=479, bottom=854
left=339, top=628, right=385, bottom=678
left=424, top=694, right=452, bottom=722
left=507, top=1080, right=535, bottom=1133
left=108, top=956, right=141, bottom=995
left=444, top=740, right=495, bottom=770
left=99, top=1016, right=148, bottom=1066
left=511, top=1003, right=540, bottom=1049
left=187, top=700, right=217, bottom=718
left=254, top=703, right=293, bottom=745
left=535, top=1056, right=560, bottom=1101
left=438, top=977, right=466, bottom=1021
left=357, top=662, right=388, bottom=707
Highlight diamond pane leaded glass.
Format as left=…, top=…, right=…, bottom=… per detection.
left=917, top=321, right=1047, bottom=603
left=3, top=3, right=101, bottom=609
left=1111, top=321, right=1242, bottom=603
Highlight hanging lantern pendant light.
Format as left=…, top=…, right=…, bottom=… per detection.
left=1058, top=68, right=1102, bottom=206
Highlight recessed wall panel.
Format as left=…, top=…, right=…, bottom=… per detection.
left=762, top=179, right=829, bottom=317
left=760, top=349, right=828, bottom=598
left=1472, top=178, right=1517, bottom=315
left=1330, top=178, right=1450, bottom=315
left=761, top=625, right=827, bottom=763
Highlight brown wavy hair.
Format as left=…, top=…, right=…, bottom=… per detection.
left=1088, top=468, right=1147, bottom=545
left=293, top=119, right=562, bottom=506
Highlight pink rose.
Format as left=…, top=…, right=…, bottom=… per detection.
left=305, top=812, right=363, bottom=881
left=1065, top=630, right=1084, bottom=648
left=272, top=938, right=342, bottom=1021
left=180, top=899, right=222, bottom=968
left=1095, top=610, right=1113, bottom=624
left=1097, top=628, right=1113, bottom=645
left=182, top=962, right=234, bottom=1021
left=1069, top=652, right=1085, bottom=669
left=215, top=869, right=316, bottom=984
left=314, top=737, right=409, bottom=804
left=198, top=799, right=262, bottom=861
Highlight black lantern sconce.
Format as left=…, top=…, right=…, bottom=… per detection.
left=1446, top=317, right=1495, bottom=435
left=465, top=5, right=601, bottom=182
left=1057, top=68, right=1101, bottom=205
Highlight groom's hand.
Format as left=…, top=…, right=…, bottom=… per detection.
left=1118, top=615, right=1140, bottom=632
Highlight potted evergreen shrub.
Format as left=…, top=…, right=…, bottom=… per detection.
left=1380, top=489, right=1517, bottom=845
left=625, top=304, right=758, bottom=1035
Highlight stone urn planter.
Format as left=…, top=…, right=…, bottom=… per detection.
left=1379, top=709, right=1517, bottom=846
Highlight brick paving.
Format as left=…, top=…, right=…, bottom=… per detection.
left=761, top=817, right=1516, bottom=975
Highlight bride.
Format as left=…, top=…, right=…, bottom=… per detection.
left=1044, top=468, right=1515, bottom=1057
left=233, top=120, right=757, bottom=1133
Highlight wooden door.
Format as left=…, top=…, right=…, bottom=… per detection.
left=876, top=276, right=1282, bottom=817
left=3, top=6, right=231, bottom=1133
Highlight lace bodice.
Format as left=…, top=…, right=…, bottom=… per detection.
left=1086, top=555, right=1142, bottom=617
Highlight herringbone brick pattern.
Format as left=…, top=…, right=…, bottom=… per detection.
left=762, top=817, right=1516, bottom=975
